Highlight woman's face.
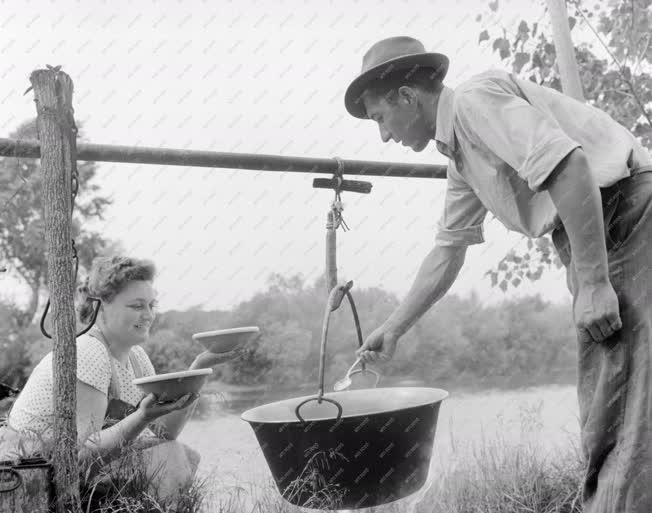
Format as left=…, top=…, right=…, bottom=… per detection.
left=100, top=280, right=158, bottom=346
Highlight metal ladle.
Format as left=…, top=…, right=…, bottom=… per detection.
left=334, top=357, right=363, bottom=391
left=334, top=356, right=381, bottom=392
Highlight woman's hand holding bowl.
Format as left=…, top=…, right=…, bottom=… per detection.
left=189, top=349, right=243, bottom=369
left=137, top=392, right=199, bottom=422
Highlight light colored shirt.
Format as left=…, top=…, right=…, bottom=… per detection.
left=434, top=69, right=652, bottom=246
left=7, top=333, right=155, bottom=438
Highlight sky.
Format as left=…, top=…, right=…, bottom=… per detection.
left=0, top=0, right=594, bottom=312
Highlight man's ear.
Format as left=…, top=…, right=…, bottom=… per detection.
left=397, top=85, right=417, bottom=105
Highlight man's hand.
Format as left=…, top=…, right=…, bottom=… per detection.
left=356, top=327, right=399, bottom=364
left=575, top=279, right=622, bottom=343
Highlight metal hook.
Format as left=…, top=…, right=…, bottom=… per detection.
left=40, top=297, right=101, bottom=339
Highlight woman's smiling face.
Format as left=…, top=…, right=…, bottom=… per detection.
left=100, top=280, right=158, bottom=345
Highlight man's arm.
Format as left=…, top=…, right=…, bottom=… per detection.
left=544, top=148, right=621, bottom=341
left=385, top=244, right=467, bottom=336
left=357, top=244, right=466, bottom=363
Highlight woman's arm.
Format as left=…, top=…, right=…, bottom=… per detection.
left=149, top=398, right=199, bottom=440
left=76, top=380, right=150, bottom=462
left=150, top=350, right=242, bottom=438
left=76, top=381, right=197, bottom=462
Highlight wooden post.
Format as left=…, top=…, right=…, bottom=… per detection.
left=546, top=0, right=585, bottom=101
left=30, top=68, right=81, bottom=513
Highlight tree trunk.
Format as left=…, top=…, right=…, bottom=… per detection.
left=30, top=68, right=81, bottom=513
left=545, top=0, right=585, bottom=101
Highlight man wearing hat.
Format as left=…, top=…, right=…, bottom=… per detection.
left=348, top=37, right=652, bottom=513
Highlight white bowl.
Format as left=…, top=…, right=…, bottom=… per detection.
left=192, top=326, right=260, bottom=354
left=133, top=369, right=212, bottom=402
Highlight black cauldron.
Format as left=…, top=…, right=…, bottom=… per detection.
left=242, top=387, right=447, bottom=509
left=242, top=282, right=448, bottom=509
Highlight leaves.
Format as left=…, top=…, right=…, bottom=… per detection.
left=489, top=0, right=499, bottom=12
left=513, top=52, right=530, bottom=73
left=493, top=37, right=511, bottom=59
left=1, top=119, right=114, bottom=326
left=485, top=235, right=563, bottom=291
left=479, top=30, right=490, bottom=43
left=568, top=16, right=576, bottom=30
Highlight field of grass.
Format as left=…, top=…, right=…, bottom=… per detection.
left=180, top=384, right=584, bottom=513
left=6, top=385, right=584, bottom=512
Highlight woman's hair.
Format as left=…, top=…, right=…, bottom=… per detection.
left=363, top=67, right=444, bottom=109
left=76, top=256, right=156, bottom=324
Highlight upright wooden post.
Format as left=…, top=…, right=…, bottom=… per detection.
left=546, top=0, right=585, bottom=101
left=30, top=68, right=81, bottom=513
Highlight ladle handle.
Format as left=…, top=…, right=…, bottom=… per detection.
left=317, top=282, right=352, bottom=397
left=295, top=397, right=343, bottom=424
left=348, top=368, right=381, bottom=388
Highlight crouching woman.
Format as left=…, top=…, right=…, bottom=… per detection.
left=0, top=256, right=237, bottom=506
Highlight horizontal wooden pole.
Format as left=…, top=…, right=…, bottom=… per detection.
left=0, top=137, right=447, bottom=179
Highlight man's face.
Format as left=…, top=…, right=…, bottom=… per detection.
left=362, top=87, right=432, bottom=152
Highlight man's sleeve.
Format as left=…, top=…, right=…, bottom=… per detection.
left=435, top=159, right=487, bottom=246
left=454, top=81, right=581, bottom=192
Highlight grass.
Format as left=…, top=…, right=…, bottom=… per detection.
left=4, top=395, right=584, bottom=513
left=195, top=441, right=583, bottom=513
left=195, top=398, right=585, bottom=513
left=421, top=437, right=584, bottom=513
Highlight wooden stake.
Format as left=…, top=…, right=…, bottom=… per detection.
left=546, top=0, right=585, bottom=101
left=30, top=68, right=81, bottom=513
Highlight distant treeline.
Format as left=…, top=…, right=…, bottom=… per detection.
left=1, top=273, right=578, bottom=396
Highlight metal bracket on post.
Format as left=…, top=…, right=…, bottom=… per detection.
left=314, top=157, right=372, bottom=293
left=312, top=157, right=373, bottom=194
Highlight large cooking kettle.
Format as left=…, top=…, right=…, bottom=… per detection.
left=241, top=282, right=448, bottom=509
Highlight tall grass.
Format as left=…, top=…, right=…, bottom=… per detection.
left=422, top=437, right=583, bottom=513
left=197, top=400, right=585, bottom=513
left=194, top=437, right=583, bottom=513
left=5, top=397, right=584, bottom=513
left=78, top=440, right=208, bottom=513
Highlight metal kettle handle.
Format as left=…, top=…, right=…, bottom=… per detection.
left=294, top=281, right=380, bottom=423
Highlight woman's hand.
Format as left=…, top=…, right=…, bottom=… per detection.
left=137, top=392, right=198, bottom=423
left=189, top=349, right=243, bottom=369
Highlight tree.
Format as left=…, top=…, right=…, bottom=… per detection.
left=477, top=0, right=652, bottom=290
left=0, top=119, right=117, bottom=327
left=142, top=328, right=202, bottom=374
left=0, top=300, right=30, bottom=387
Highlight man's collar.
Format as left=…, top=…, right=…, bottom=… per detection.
left=434, top=85, right=456, bottom=159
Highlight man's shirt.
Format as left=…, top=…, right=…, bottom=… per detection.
left=434, top=69, right=652, bottom=246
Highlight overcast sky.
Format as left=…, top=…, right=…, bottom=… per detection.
left=0, top=0, right=591, bottom=312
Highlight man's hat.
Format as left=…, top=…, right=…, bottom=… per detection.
left=344, top=36, right=449, bottom=119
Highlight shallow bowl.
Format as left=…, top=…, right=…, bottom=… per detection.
left=132, top=369, right=213, bottom=402
left=192, top=326, right=260, bottom=354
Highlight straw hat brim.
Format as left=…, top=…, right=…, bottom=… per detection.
left=344, top=53, right=449, bottom=119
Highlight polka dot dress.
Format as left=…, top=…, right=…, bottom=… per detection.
left=8, top=333, right=155, bottom=437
